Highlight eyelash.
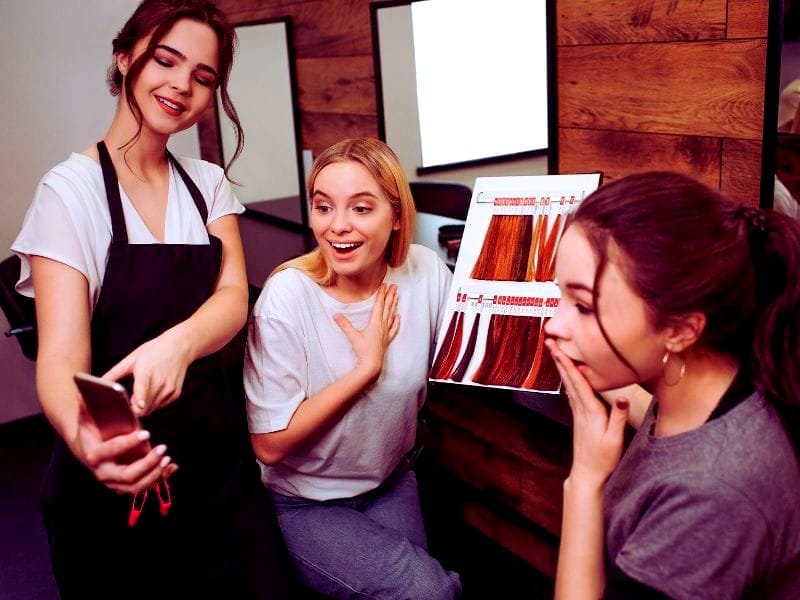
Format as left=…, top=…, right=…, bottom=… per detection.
left=575, top=303, right=594, bottom=315
left=153, top=57, right=214, bottom=87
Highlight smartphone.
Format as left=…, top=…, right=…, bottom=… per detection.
left=73, top=371, right=150, bottom=464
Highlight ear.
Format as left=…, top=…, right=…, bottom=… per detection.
left=663, top=312, right=706, bottom=354
left=116, top=52, right=131, bottom=77
left=392, top=217, right=401, bottom=231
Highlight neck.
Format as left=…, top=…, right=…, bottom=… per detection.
left=104, top=100, right=169, bottom=179
left=650, top=349, right=740, bottom=437
left=330, top=262, right=388, bottom=303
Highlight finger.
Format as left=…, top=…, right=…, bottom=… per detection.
left=97, top=443, right=167, bottom=486
left=382, top=284, right=398, bottom=322
left=107, top=451, right=172, bottom=495
left=370, top=284, right=387, bottom=326
left=387, top=314, right=401, bottom=342
left=102, top=354, right=134, bottom=383
left=84, top=429, right=151, bottom=469
left=163, top=463, right=180, bottom=479
left=131, top=371, right=152, bottom=416
left=333, top=313, right=359, bottom=344
left=607, top=398, right=630, bottom=439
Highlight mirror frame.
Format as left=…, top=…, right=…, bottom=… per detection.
left=370, top=0, right=558, bottom=176
left=214, top=16, right=309, bottom=231
left=761, top=0, right=784, bottom=209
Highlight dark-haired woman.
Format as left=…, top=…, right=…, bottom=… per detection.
left=12, top=1, right=294, bottom=597
left=544, top=172, right=800, bottom=599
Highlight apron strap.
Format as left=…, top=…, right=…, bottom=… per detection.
left=167, top=152, right=209, bottom=224
left=97, top=141, right=128, bottom=244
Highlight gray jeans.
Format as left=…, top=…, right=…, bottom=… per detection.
left=270, top=469, right=462, bottom=599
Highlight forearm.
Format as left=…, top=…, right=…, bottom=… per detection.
left=169, top=283, right=248, bottom=362
left=36, top=349, right=90, bottom=455
left=555, top=477, right=607, bottom=600
left=251, top=363, right=379, bottom=465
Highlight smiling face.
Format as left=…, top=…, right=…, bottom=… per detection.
left=119, top=18, right=219, bottom=139
left=310, top=160, right=400, bottom=296
left=544, top=224, right=670, bottom=391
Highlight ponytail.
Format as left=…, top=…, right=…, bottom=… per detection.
left=743, top=207, right=800, bottom=448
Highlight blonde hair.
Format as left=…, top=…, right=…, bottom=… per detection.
left=272, top=138, right=416, bottom=286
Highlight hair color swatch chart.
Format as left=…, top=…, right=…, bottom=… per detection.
left=430, top=173, right=602, bottom=394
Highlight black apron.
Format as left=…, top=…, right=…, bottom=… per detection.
left=41, top=142, right=295, bottom=599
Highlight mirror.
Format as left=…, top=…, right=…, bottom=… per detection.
left=771, top=1, right=800, bottom=216
left=370, top=0, right=556, bottom=187
left=217, top=17, right=307, bottom=229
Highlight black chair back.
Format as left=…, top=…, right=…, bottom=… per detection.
left=0, top=255, right=37, bottom=361
left=409, top=181, right=472, bottom=220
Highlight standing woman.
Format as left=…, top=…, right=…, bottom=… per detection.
left=245, top=138, right=462, bottom=599
left=545, top=172, right=800, bottom=598
left=12, top=1, right=294, bottom=597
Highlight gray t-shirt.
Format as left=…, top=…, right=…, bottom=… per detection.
left=605, top=393, right=800, bottom=599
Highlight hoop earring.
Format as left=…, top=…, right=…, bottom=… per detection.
left=662, top=351, right=686, bottom=386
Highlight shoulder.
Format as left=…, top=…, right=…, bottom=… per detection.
left=253, top=268, right=317, bottom=318
left=41, top=153, right=104, bottom=201
left=171, top=155, right=227, bottom=194
left=397, top=244, right=450, bottom=279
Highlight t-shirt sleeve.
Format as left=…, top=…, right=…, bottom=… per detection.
left=11, top=182, right=103, bottom=303
left=205, top=164, right=245, bottom=224
left=613, top=476, right=771, bottom=599
left=244, top=282, right=308, bottom=433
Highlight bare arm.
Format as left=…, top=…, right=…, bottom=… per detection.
left=251, top=284, right=399, bottom=465
left=547, top=340, right=630, bottom=600
left=31, top=256, right=173, bottom=493
left=104, top=214, right=249, bottom=414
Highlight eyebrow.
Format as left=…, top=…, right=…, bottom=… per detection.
left=564, top=282, right=593, bottom=294
left=311, top=190, right=380, bottom=201
left=154, top=44, right=218, bottom=77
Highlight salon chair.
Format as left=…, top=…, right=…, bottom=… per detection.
left=409, top=181, right=472, bottom=220
left=0, top=255, right=37, bottom=361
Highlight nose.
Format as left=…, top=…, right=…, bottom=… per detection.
left=170, top=67, right=192, bottom=95
left=543, top=302, right=568, bottom=341
left=330, top=208, right=352, bottom=234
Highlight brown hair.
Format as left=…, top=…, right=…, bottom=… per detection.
left=272, top=138, right=416, bottom=287
left=107, top=0, right=242, bottom=178
left=572, top=171, right=800, bottom=442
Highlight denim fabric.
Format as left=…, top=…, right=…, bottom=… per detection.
left=271, top=469, right=462, bottom=599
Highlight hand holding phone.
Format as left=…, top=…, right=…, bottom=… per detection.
left=74, top=371, right=151, bottom=464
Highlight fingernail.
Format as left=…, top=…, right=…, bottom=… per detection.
left=155, top=444, right=167, bottom=456
left=136, top=430, right=151, bottom=441
left=617, top=400, right=629, bottom=411
left=160, top=456, right=171, bottom=468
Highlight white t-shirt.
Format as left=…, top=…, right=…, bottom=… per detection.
left=245, top=244, right=453, bottom=500
left=12, top=152, right=244, bottom=311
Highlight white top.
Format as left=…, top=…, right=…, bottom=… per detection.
left=245, top=244, right=453, bottom=500
left=12, top=152, right=244, bottom=312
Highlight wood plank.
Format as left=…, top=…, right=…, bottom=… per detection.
left=301, top=112, right=378, bottom=155
left=462, top=501, right=559, bottom=577
left=559, top=40, right=766, bottom=139
left=558, top=128, right=721, bottom=187
left=726, top=0, right=770, bottom=39
left=423, top=418, right=522, bottom=509
left=721, top=138, right=762, bottom=206
left=558, top=0, right=725, bottom=45
left=296, top=56, right=376, bottom=115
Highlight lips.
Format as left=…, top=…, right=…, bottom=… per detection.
left=155, top=95, right=186, bottom=116
left=329, top=241, right=363, bottom=254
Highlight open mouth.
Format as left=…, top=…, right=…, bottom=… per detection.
left=155, top=96, right=186, bottom=116
left=329, top=241, right=363, bottom=254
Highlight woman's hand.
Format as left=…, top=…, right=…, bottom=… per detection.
left=333, top=284, right=400, bottom=381
left=73, top=403, right=177, bottom=494
left=546, top=339, right=629, bottom=488
left=102, top=327, right=195, bottom=417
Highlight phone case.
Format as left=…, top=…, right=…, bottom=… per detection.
left=73, top=372, right=150, bottom=463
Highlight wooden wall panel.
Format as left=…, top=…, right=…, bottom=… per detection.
left=558, top=40, right=766, bottom=139
left=721, top=138, right=763, bottom=206
left=301, top=112, right=378, bottom=154
left=727, top=0, right=771, bottom=39
left=558, top=0, right=726, bottom=45
left=296, top=56, right=376, bottom=115
left=559, top=128, right=721, bottom=186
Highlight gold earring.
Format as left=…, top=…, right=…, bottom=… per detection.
left=662, top=351, right=686, bottom=386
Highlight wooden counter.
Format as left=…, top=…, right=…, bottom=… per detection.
left=418, top=382, right=572, bottom=579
